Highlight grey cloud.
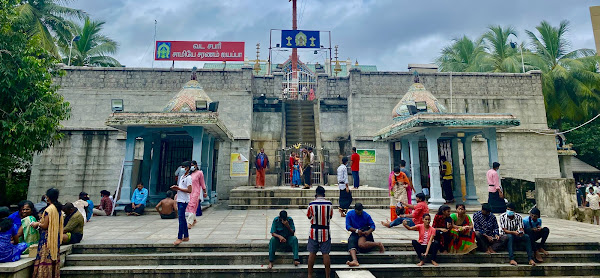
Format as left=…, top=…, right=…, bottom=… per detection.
left=67, top=0, right=597, bottom=70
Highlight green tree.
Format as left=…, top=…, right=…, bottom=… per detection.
left=482, top=25, right=523, bottom=73
left=16, top=0, right=85, bottom=57
left=563, top=119, right=600, bottom=170
left=63, top=17, right=121, bottom=67
left=525, top=20, right=600, bottom=129
left=435, top=35, right=492, bottom=72
left=0, top=0, right=70, bottom=205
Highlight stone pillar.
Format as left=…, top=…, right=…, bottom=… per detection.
left=201, top=135, right=210, bottom=174
left=450, top=138, right=462, bottom=202
left=462, top=134, right=479, bottom=205
left=141, top=136, right=153, bottom=192
left=483, top=128, right=499, bottom=168
left=119, top=127, right=142, bottom=205
left=205, top=136, right=216, bottom=204
left=425, top=128, right=444, bottom=209
left=401, top=139, right=411, bottom=174
left=184, top=127, right=204, bottom=164
left=149, top=134, right=162, bottom=196
left=409, top=138, right=421, bottom=203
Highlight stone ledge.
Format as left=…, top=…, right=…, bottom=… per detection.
left=0, top=245, right=71, bottom=274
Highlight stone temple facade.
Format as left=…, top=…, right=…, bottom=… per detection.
left=27, top=64, right=560, bottom=206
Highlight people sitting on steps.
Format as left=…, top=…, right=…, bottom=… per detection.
left=345, top=203, right=385, bottom=267
left=61, top=203, right=84, bottom=245
left=155, top=191, right=178, bottom=219
left=499, top=202, right=536, bottom=266
left=267, top=210, right=300, bottom=269
left=524, top=207, right=550, bottom=262
left=381, top=193, right=429, bottom=228
left=403, top=213, right=440, bottom=266
left=473, top=203, right=503, bottom=254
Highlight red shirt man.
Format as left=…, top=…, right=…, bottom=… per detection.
left=350, top=147, right=360, bottom=188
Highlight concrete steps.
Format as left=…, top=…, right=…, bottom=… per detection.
left=285, top=101, right=316, bottom=146
left=60, top=242, right=600, bottom=277
left=228, top=186, right=389, bottom=209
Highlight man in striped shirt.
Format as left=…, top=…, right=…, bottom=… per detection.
left=499, top=202, right=535, bottom=266
left=306, top=186, right=333, bottom=278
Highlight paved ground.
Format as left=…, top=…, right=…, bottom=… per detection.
left=81, top=203, right=600, bottom=245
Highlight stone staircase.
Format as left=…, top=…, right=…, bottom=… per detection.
left=60, top=241, right=600, bottom=277
left=228, top=186, right=389, bottom=209
left=285, top=100, right=316, bottom=147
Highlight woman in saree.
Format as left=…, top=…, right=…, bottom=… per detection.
left=448, top=204, right=477, bottom=254
left=18, top=200, right=40, bottom=252
left=388, top=167, right=410, bottom=219
left=0, top=207, right=28, bottom=263
left=31, top=188, right=63, bottom=278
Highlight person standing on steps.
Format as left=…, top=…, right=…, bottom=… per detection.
left=306, top=186, right=333, bottom=278
left=338, top=157, right=352, bottom=217
left=267, top=210, right=300, bottom=269
left=255, top=148, right=269, bottom=189
left=400, top=160, right=415, bottom=205
left=487, top=162, right=506, bottom=213
left=440, top=156, right=454, bottom=203
left=350, top=147, right=360, bottom=189
left=186, top=160, right=207, bottom=228
left=170, top=162, right=192, bottom=246
left=302, top=147, right=315, bottom=189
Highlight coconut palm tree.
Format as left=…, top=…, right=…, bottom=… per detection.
left=16, top=0, right=86, bottom=57
left=436, top=35, right=492, bottom=72
left=525, top=20, right=600, bottom=128
left=482, top=25, right=523, bottom=73
left=63, top=17, right=121, bottom=67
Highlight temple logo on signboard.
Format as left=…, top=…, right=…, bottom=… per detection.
left=295, top=31, right=307, bottom=47
left=156, top=42, right=171, bottom=59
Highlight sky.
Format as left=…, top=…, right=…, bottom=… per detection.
left=66, top=0, right=600, bottom=71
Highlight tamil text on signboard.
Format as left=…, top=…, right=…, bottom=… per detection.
left=230, top=153, right=249, bottom=177
left=281, top=30, right=320, bottom=48
left=357, top=149, right=376, bottom=163
left=155, top=41, right=244, bottom=61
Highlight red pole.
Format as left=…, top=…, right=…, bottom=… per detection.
left=291, top=0, right=298, bottom=77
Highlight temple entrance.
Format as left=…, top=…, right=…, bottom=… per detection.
left=281, top=62, right=317, bottom=100
left=157, top=135, right=193, bottom=193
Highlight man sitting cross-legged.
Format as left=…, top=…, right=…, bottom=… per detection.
left=267, top=210, right=300, bottom=269
left=155, top=191, right=177, bottom=219
left=345, top=203, right=385, bottom=267
left=61, top=203, right=84, bottom=245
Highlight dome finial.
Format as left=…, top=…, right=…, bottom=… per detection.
left=413, top=70, right=420, bottom=83
left=191, top=66, right=198, bottom=80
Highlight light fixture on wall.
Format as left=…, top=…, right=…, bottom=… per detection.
left=415, top=101, right=427, bottom=112
left=195, top=100, right=207, bottom=111
left=111, top=99, right=124, bottom=112
left=457, top=132, right=465, bottom=138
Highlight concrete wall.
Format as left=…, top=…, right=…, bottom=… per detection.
left=535, top=178, right=578, bottom=220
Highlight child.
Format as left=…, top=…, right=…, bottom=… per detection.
left=586, top=186, right=600, bottom=225
left=0, top=207, right=28, bottom=263
left=291, top=159, right=302, bottom=188
left=403, top=213, right=439, bottom=266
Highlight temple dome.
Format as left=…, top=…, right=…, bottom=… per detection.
left=392, top=82, right=447, bottom=119
left=163, top=80, right=212, bottom=112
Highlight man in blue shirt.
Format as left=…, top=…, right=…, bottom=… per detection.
left=523, top=207, right=549, bottom=262
left=125, top=183, right=148, bottom=216
left=345, top=203, right=385, bottom=267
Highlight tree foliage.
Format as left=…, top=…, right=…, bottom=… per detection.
left=62, top=17, right=121, bottom=67
left=0, top=0, right=70, bottom=205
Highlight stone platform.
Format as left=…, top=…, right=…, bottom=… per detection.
left=228, top=186, right=389, bottom=210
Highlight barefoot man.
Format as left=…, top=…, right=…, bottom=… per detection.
left=345, top=203, right=385, bottom=267
left=267, top=210, right=300, bottom=269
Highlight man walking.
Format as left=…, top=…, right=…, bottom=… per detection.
left=267, top=210, right=300, bottom=269
left=306, top=186, right=333, bottom=278
left=351, top=147, right=360, bottom=189
left=170, top=162, right=193, bottom=246
left=440, top=156, right=454, bottom=203
left=255, top=148, right=269, bottom=189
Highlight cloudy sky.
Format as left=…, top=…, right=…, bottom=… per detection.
left=67, top=0, right=600, bottom=71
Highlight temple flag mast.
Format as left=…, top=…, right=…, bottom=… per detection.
left=290, top=0, right=298, bottom=77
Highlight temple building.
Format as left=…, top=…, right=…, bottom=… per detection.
left=27, top=61, right=561, bottom=207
